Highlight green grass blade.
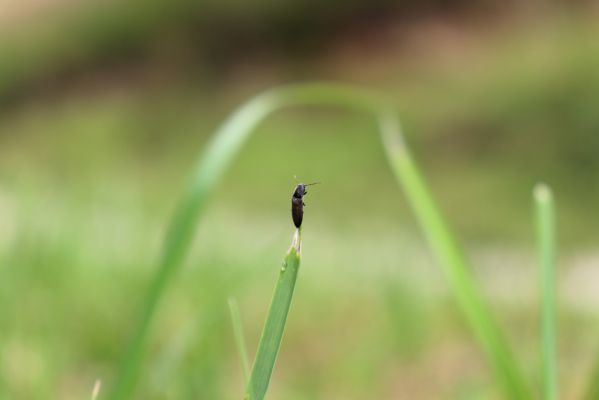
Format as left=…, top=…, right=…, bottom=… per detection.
left=109, top=83, right=382, bottom=399
left=379, top=112, right=532, bottom=399
left=534, top=183, right=558, bottom=400
left=229, top=297, right=251, bottom=383
left=245, top=229, right=302, bottom=400
left=109, top=87, right=285, bottom=400
left=91, top=379, right=101, bottom=400
left=109, top=82, right=530, bottom=399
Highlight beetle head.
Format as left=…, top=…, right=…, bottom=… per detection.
left=293, top=184, right=306, bottom=198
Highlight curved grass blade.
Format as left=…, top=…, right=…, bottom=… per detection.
left=245, top=228, right=302, bottom=400
left=229, top=297, right=251, bottom=383
left=379, top=113, right=531, bottom=399
left=110, top=82, right=530, bottom=399
left=534, top=183, right=558, bottom=400
left=110, top=83, right=384, bottom=399
left=109, top=87, right=288, bottom=400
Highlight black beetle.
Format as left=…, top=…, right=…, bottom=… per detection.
left=291, top=182, right=319, bottom=228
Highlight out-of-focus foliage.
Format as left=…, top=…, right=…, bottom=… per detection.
left=1, top=1, right=599, bottom=399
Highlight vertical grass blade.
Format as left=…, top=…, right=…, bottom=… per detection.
left=245, top=229, right=302, bottom=400
left=91, top=380, right=102, bottom=400
left=534, top=183, right=558, bottom=400
left=229, top=297, right=251, bottom=383
left=379, top=112, right=531, bottom=399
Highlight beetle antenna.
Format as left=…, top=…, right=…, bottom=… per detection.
left=304, top=181, right=321, bottom=186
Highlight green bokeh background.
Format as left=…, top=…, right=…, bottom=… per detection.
left=1, top=2, right=599, bottom=398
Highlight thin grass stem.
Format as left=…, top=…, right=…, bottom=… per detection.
left=534, top=183, right=558, bottom=400
left=229, top=297, right=251, bottom=383
left=91, top=380, right=102, bottom=400
left=380, top=112, right=530, bottom=399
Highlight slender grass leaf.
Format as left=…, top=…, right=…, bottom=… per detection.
left=534, top=183, right=558, bottom=400
left=245, top=229, right=302, bottom=400
left=91, top=380, right=101, bottom=400
left=229, top=297, right=251, bottom=383
left=379, top=112, right=531, bottom=399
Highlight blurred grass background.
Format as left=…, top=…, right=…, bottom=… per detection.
left=1, top=1, right=599, bottom=398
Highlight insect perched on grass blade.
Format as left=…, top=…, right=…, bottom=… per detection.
left=291, top=182, right=319, bottom=228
